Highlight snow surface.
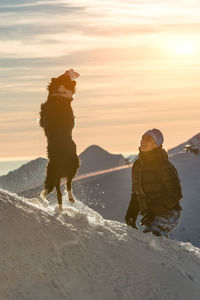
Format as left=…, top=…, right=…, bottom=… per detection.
left=1, top=189, right=200, bottom=300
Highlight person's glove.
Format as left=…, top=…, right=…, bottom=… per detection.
left=140, top=211, right=155, bottom=226
left=125, top=217, right=138, bottom=229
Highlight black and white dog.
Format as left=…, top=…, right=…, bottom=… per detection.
left=39, top=69, right=80, bottom=211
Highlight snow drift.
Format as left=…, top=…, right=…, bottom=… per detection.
left=1, top=189, right=200, bottom=300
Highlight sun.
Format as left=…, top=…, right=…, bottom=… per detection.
left=173, top=40, right=196, bottom=56
left=165, top=37, right=198, bottom=57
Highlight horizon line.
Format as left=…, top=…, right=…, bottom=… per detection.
left=0, top=150, right=139, bottom=162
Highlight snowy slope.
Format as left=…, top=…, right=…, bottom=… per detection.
left=2, top=137, right=200, bottom=250
left=169, top=152, right=200, bottom=246
left=8, top=149, right=200, bottom=248
left=0, top=157, right=47, bottom=193
left=1, top=189, right=200, bottom=300
left=168, top=132, right=200, bottom=156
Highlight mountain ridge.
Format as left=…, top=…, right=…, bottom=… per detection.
left=0, top=145, right=127, bottom=193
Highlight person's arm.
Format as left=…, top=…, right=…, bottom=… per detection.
left=159, top=162, right=183, bottom=209
left=125, top=192, right=139, bottom=228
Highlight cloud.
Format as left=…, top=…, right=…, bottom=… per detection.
left=1, top=0, right=200, bottom=157
left=0, top=0, right=200, bottom=60
left=0, top=1, right=70, bottom=8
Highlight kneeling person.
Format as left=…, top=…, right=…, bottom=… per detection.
left=125, top=129, right=182, bottom=237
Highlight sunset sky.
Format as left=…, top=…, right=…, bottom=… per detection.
left=1, top=0, right=200, bottom=160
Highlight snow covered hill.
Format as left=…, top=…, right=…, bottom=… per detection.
left=0, top=145, right=127, bottom=194
left=2, top=136, right=200, bottom=250
left=1, top=189, right=200, bottom=300
left=168, top=132, right=200, bottom=157
left=170, top=152, right=200, bottom=246
left=15, top=150, right=200, bottom=248
left=0, top=157, right=47, bottom=193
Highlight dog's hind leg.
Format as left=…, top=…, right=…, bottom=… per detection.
left=40, top=162, right=55, bottom=206
left=40, top=189, right=50, bottom=207
left=55, top=179, right=63, bottom=212
left=66, top=178, right=75, bottom=203
left=40, top=181, right=54, bottom=207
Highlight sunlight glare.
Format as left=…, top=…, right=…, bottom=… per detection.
left=165, top=37, right=198, bottom=57
left=174, top=41, right=196, bottom=56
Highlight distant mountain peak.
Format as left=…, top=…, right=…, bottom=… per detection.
left=78, top=145, right=126, bottom=175
left=168, top=132, right=200, bottom=157
left=80, top=145, right=121, bottom=157
left=188, top=132, right=200, bottom=145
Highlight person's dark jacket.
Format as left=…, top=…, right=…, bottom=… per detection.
left=125, top=146, right=182, bottom=227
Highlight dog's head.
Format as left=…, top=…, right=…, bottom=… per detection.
left=48, top=69, right=80, bottom=100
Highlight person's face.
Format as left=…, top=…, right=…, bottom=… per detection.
left=140, top=134, right=158, bottom=152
